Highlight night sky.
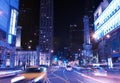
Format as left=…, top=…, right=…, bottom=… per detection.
left=18, top=0, right=102, bottom=50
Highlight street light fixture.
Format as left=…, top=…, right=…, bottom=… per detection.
left=92, top=33, right=97, bottom=39
left=51, top=50, right=54, bottom=53
left=0, top=11, right=3, bottom=15
left=29, top=40, right=32, bottom=43
left=28, top=46, right=31, bottom=50
left=106, top=34, right=110, bottom=38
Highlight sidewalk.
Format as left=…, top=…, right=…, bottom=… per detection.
left=80, top=68, right=120, bottom=79
left=0, top=70, right=22, bottom=78
left=106, top=68, right=120, bottom=78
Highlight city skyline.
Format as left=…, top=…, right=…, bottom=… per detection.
left=18, top=0, right=102, bottom=50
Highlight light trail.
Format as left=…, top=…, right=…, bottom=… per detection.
left=74, top=71, right=105, bottom=83
left=52, top=73, right=69, bottom=83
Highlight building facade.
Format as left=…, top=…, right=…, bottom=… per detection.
left=0, top=0, right=19, bottom=68
left=69, top=24, right=83, bottom=61
left=83, top=16, right=93, bottom=65
left=38, top=0, right=53, bottom=66
left=15, top=51, right=37, bottom=68
left=94, top=0, right=120, bottom=67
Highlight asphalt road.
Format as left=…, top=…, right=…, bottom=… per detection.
left=47, top=67, right=100, bottom=83
left=1, top=67, right=120, bottom=83
left=0, top=76, right=16, bottom=83
left=47, top=67, right=120, bottom=83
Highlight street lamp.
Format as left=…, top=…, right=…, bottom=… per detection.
left=106, top=34, right=110, bottom=39
left=29, top=40, right=32, bottom=43
left=105, top=34, right=113, bottom=68
left=92, top=33, right=97, bottom=39
left=28, top=46, right=31, bottom=50
left=91, top=33, right=99, bottom=63
left=100, top=34, right=111, bottom=63
left=0, top=11, right=3, bottom=16
left=51, top=50, right=54, bottom=53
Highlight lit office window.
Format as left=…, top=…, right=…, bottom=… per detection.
left=8, top=34, right=12, bottom=44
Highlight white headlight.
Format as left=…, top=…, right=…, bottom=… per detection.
left=33, top=73, right=46, bottom=82
left=11, top=76, right=25, bottom=83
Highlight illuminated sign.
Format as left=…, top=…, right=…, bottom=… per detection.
left=8, top=9, right=18, bottom=44
left=94, top=0, right=120, bottom=40
left=94, top=5, right=102, bottom=21
left=9, top=9, right=18, bottom=35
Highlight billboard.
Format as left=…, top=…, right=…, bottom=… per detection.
left=0, top=0, right=19, bottom=44
left=94, top=0, right=120, bottom=40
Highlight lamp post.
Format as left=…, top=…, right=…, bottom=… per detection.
left=92, top=33, right=107, bottom=63
left=92, top=34, right=99, bottom=63
left=93, top=33, right=113, bottom=68
left=106, top=34, right=113, bottom=68
left=50, top=50, right=54, bottom=66
left=28, top=45, right=31, bottom=50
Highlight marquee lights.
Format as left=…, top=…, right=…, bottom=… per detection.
left=94, top=0, right=120, bottom=40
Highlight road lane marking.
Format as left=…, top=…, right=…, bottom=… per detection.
left=77, top=79, right=84, bottom=83
left=52, top=73, right=70, bottom=83
left=45, top=78, right=51, bottom=83
left=63, top=69, right=69, bottom=80
left=74, top=71, right=104, bottom=83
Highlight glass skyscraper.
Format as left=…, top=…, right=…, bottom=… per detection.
left=38, top=0, right=53, bottom=66
left=0, top=0, right=19, bottom=68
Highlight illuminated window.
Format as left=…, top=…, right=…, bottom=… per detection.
left=8, top=34, right=12, bottom=44
left=94, top=0, right=120, bottom=32
left=94, top=0, right=120, bottom=40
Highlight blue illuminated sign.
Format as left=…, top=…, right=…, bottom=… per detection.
left=94, top=0, right=120, bottom=40
left=8, top=34, right=12, bottom=44
left=9, top=9, right=18, bottom=35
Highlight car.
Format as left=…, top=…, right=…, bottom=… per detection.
left=66, top=65, right=72, bottom=71
left=11, top=66, right=47, bottom=83
left=73, top=65, right=83, bottom=70
left=52, top=64, right=60, bottom=69
left=39, top=65, right=48, bottom=69
left=39, top=65, right=48, bottom=71
left=92, top=67, right=107, bottom=76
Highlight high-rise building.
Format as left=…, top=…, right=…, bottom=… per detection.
left=94, top=0, right=120, bottom=68
left=0, top=0, right=19, bottom=68
left=83, top=16, right=93, bottom=64
left=69, top=24, right=83, bottom=61
left=38, top=0, right=53, bottom=66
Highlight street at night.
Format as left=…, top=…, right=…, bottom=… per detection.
left=1, top=0, right=120, bottom=83
left=1, top=66, right=120, bottom=83
left=47, top=66, right=120, bottom=83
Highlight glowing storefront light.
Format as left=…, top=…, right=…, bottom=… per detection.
left=94, top=0, right=120, bottom=41
left=8, top=34, right=12, bottom=44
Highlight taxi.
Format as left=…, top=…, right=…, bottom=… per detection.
left=11, top=66, right=47, bottom=83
